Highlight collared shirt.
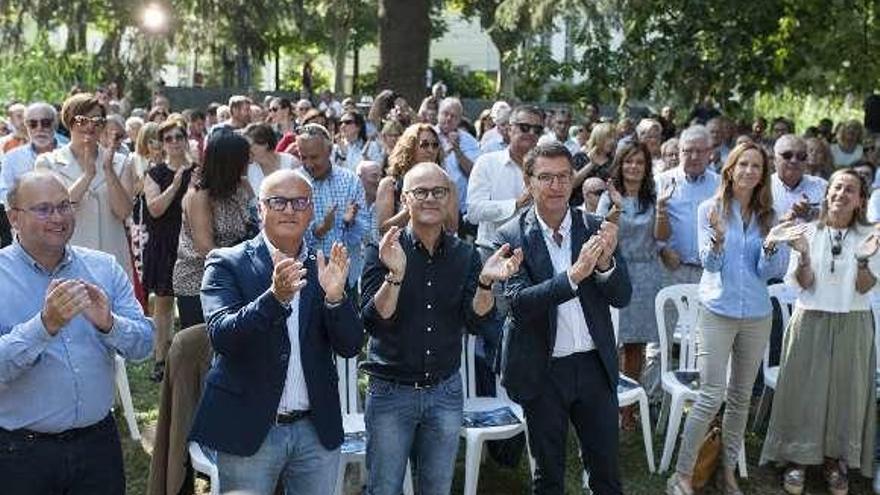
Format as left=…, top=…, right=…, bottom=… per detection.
left=466, top=148, right=526, bottom=245
left=0, top=142, right=57, bottom=205
left=536, top=134, right=581, bottom=155
left=534, top=210, right=614, bottom=357
left=303, top=165, right=368, bottom=286
left=245, top=153, right=297, bottom=195
left=360, top=229, right=490, bottom=382
left=334, top=139, right=383, bottom=172
left=654, top=166, right=720, bottom=265
left=697, top=199, right=789, bottom=319
left=438, top=128, right=481, bottom=214
left=770, top=173, right=827, bottom=219
left=0, top=243, right=153, bottom=433
left=479, top=129, right=506, bottom=154
left=264, top=236, right=310, bottom=412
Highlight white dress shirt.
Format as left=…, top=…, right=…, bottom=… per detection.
left=265, top=237, right=311, bottom=412
left=770, top=173, right=827, bottom=219
left=466, top=148, right=526, bottom=245
left=246, top=152, right=298, bottom=195
left=535, top=209, right=614, bottom=357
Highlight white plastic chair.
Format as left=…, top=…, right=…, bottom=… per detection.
left=189, top=442, right=219, bottom=495
left=610, top=307, right=656, bottom=473
left=459, top=334, right=528, bottom=495
left=113, top=354, right=141, bottom=441
left=654, top=284, right=747, bottom=475
left=752, top=283, right=795, bottom=430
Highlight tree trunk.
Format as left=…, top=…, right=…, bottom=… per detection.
left=498, top=54, right=516, bottom=97
left=352, top=45, right=360, bottom=96
left=333, top=36, right=348, bottom=95
left=378, top=0, right=430, bottom=106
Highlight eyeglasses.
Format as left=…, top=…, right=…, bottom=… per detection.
left=680, top=148, right=707, bottom=156
left=11, top=200, right=75, bottom=220
left=513, top=122, right=544, bottom=135
left=297, top=124, right=331, bottom=140
left=27, top=118, right=54, bottom=130
left=778, top=150, right=808, bottom=162
left=162, top=133, right=186, bottom=143
left=406, top=186, right=449, bottom=201
left=262, top=196, right=312, bottom=212
left=72, top=115, right=106, bottom=128
left=534, top=172, right=573, bottom=186
left=418, top=140, right=440, bottom=150
left=268, top=107, right=280, bottom=113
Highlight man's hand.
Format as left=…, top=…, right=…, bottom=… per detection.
left=660, top=247, right=681, bottom=270
left=314, top=204, right=337, bottom=238
left=378, top=225, right=407, bottom=280
left=317, top=242, right=350, bottom=302
left=480, top=244, right=524, bottom=284
left=595, top=221, right=619, bottom=271
left=342, top=200, right=359, bottom=226
left=41, top=279, right=91, bottom=335
left=81, top=281, right=114, bottom=332
left=568, top=235, right=604, bottom=284
left=657, top=177, right=676, bottom=208
left=708, top=206, right=726, bottom=252
left=789, top=193, right=815, bottom=220
left=270, top=250, right=308, bottom=304
left=447, top=130, right=460, bottom=151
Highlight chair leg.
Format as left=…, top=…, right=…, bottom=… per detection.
left=524, top=424, right=536, bottom=478
left=210, top=466, right=220, bottom=495
left=751, top=386, right=773, bottom=433
left=334, top=458, right=348, bottom=495
left=659, top=397, right=684, bottom=472
left=737, top=441, right=748, bottom=478
left=656, top=392, right=670, bottom=436
left=114, top=356, right=140, bottom=441
left=463, top=435, right=484, bottom=495
left=637, top=393, right=656, bottom=473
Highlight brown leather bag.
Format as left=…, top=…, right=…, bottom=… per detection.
left=691, top=417, right=722, bottom=489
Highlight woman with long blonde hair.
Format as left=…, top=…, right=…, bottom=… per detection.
left=374, top=123, right=458, bottom=235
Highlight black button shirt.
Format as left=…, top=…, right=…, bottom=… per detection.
left=360, top=229, right=491, bottom=382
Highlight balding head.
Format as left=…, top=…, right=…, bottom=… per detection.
left=357, top=161, right=382, bottom=203
left=259, top=169, right=312, bottom=200
left=7, top=171, right=75, bottom=260
left=259, top=169, right=314, bottom=253
left=401, top=162, right=451, bottom=229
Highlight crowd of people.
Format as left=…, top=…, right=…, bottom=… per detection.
left=0, top=81, right=879, bottom=495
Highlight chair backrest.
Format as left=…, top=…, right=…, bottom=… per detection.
left=611, top=307, right=620, bottom=345
left=336, top=356, right=360, bottom=415
left=460, top=334, right=477, bottom=400
left=765, top=283, right=795, bottom=374
left=872, top=300, right=880, bottom=374
left=654, top=283, right=701, bottom=373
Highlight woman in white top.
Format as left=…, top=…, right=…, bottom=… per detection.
left=35, top=93, right=134, bottom=277
left=242, top=122, right=298, bottom=194
left=830, top=119, right=864, bottom=168
left=335, top=110, right=383, bottom=170
left=761, top=169, right=879, bottom=495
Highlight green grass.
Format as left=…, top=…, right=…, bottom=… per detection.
left=118, top=359, right=877, bottom=494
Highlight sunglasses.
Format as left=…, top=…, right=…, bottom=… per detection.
left=262, top=196, right=311, bottom=212
left=72, top=115, right=106, bottom=128
left=418, top=140, right=440, bottom=150
left=779, top=150, right=808, bottom=162
left=162, top=133, right=186, bottom=143
left=27, top=118, right=54, bottom=130
left=865, top=145, right=876, bottom=152
left=268, top=107, right=281, bottom=113
left=513, top=122, right=544, bottom=135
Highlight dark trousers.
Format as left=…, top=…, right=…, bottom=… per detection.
left=0, top=204, right=12, bottom=248
left=523, top=351, right=622, bottom=495
left=0, top=414, right=125, bottom=495
left=177, top=295, right=205, bottom=331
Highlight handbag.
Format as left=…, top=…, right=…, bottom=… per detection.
left=691, top=415, right=722, bottom=489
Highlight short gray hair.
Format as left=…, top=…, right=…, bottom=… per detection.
left=636, top=118, right=662, bottom=137
left=680, top=125, right=710, bottom=145
left=25, top=102, right=57, bottom=122
left=438, top=97, right=463, bottom=115
left=125, top=116, right=144, bottom=132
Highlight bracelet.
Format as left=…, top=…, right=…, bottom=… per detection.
left=384, top=273, right=402, bottom=286
left=477, top=278, right=494, bottom=291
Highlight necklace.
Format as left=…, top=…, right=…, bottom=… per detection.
left=828, top=226, right=849, bottom=273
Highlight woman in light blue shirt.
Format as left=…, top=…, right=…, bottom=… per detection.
left=668, top=142, right=805, bottom=495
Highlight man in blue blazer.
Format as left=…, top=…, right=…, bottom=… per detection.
left=189, top=169, right=363, bottom=495
left=496, top=142, right=632, bottom=495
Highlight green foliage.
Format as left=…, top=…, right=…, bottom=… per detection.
left=353, top=69, right=379, bottom=97
left=749, top=90, right=863, bottom=135
left=510, top=44, right=569, bottom=102
left=280, top=60, right=332, bottom=94
left=0, top=36, right=101, bottom=104
left=430, top=58, right=495, bottom=99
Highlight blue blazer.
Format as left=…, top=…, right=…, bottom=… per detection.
left=496, top=207, right=632, bottom=403
left=188, top=233, right=363, bottom=456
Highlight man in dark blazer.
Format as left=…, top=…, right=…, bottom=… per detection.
left=189, top=169, right=363, bottom=495
left=496, top=142, right=632, bottom=495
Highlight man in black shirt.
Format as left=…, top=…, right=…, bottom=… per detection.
left=360, top=162, right=523, bottom=495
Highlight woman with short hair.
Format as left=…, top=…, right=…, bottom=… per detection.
left=335, top=110, right=383, bottom=171
left=243, top=122, right=298, bottom=194
left=831, top=119, right=864, bottom=168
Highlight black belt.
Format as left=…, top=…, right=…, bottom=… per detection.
left=276, top=410, right=311, bottom=424
left=383, top=371, right=454, bottom=390
left=0, top=413, right=113, bottom=442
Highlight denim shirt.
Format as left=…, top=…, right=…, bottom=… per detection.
left=0, top=243, right=153, bottom=433
left=697, top=199, right=789, bottom=319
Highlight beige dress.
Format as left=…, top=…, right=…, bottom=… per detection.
left=35, top=145, right=132, bottom=279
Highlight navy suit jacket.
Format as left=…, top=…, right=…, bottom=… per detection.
left=188, top=233, right=363, bottom=456
left=496, top=207, right=632, bottom=404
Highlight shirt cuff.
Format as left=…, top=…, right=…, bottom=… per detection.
left=594, top=258, right=616, bottom=281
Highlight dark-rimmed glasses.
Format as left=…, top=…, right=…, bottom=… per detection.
left=535, top=173, right=572, bottom=186
left=11, top=200, right=75, bottom=220
left=262, top=196, right=311, bottom=212
left=406, top=186, right=449, bottom=201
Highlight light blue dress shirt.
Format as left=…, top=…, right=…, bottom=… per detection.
left=0, top=243, right=153, bottom=433
left=439, top=128, right=481, bottom=214
left=655, top=166, right=720, bottom=265
left=697, top=199, right=789, bottom=319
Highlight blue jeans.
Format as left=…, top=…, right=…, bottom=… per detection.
left=217, top=418, right=340, bottom=495
left=365, top=374, right=463, bottom=495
